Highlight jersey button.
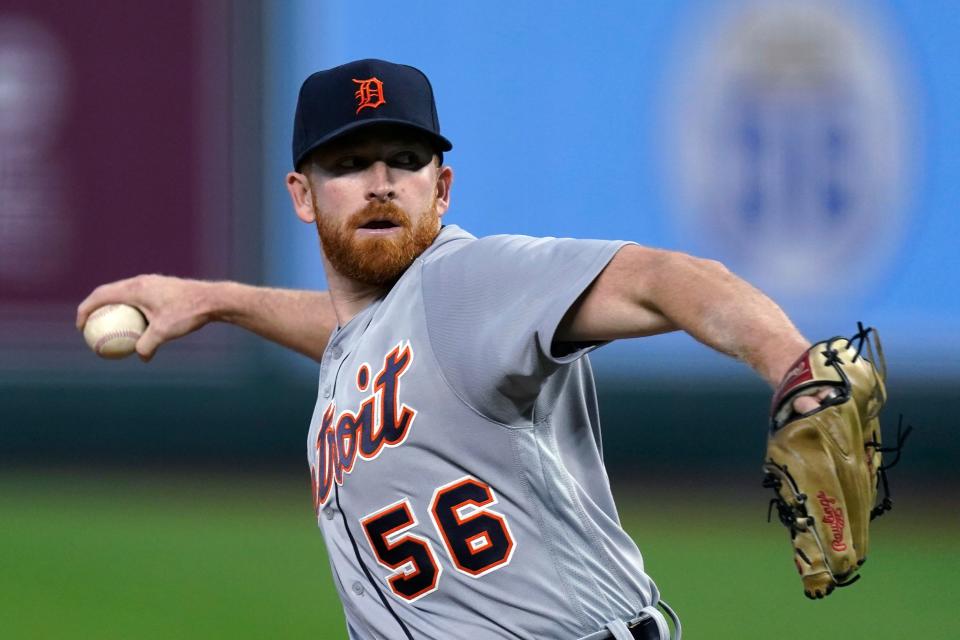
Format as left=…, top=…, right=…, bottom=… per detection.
left=323, top=507, right=335, bottom=520
left=323, top=386, right=331, bottom=398
left=351, top=582, right=364, bottom=595
left=330, top=346, right=343, bottom=359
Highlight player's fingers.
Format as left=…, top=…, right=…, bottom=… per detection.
left=792, top=394, right=821, bottom=414
left=791, top=387, right=839, bottom=414
left=135, top=325, right=164, bottom=362
left=76, top=279, right=138, bottom=329
left=77, top=287, right=111, bottom=329
left=76, top=275, right=162, bottom=330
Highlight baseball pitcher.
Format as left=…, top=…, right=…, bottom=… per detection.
left=78, top=59, right=901, bottom=639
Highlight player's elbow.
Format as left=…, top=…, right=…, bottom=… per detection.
left=669, top=251, right=731, bottom=279
left=694, top=255, right=732, bottom=278
left=612, top=246, right=737, bottom=312
left=634, top=246, right=731, bottom=281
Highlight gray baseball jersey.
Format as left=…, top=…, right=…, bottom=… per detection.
left=306, top=224, right=660, bottom=639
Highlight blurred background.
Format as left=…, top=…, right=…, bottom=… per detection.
left=1, top=1, right=956, bottom=638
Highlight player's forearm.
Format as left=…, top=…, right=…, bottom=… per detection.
left=644, top=250, right=809, bottom=386
left=212, top=282, right=335, bottom=362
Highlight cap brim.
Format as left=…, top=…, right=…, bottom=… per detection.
left=294, top=119, right=453, bottom=168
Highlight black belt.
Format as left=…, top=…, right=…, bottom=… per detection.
left=626, top=615, right=661, bottom=640
left=579, top=601, right=678, bottom=640
left=590, top=615, right=662, bottom=640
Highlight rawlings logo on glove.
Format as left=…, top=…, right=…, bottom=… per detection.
left=817, top=491, right=847, bottom=552
left=762, top=324, right=912, bottom=599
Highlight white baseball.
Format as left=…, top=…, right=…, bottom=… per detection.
left=83, top=303, right=147, bottom=359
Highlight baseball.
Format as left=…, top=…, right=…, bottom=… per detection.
left=82, top=303, right=147, bottom=359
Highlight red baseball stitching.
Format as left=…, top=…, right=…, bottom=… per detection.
left=88, top=305, right=122, bottom=322
left=95, top=330, right=141, bottom=354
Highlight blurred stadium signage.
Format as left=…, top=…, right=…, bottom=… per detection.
left=666, top=0, right=916, bottom=300
left=0, top=0, right=244, bottom=376
left=0, top=16, right=71, bottom=288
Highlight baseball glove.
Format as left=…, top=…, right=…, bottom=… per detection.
left=762, top=324, right=910, bottom=599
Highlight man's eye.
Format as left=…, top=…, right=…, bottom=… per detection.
left=337, top=157, right=362, bottom=170
left=389, top=151, right=425, bottom=168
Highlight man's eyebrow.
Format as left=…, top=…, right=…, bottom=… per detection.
left=314, top=136, right=434, bottom=159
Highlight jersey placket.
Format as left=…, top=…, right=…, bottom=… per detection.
left=319, top=327, right=415, bottom=639
left=318, top=333, right=354, bottom=573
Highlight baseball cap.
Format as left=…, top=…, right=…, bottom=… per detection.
left=292, top=58, right=453, bottom=169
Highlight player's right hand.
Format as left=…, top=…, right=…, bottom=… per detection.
left=76, top=275, right=217, bottom=362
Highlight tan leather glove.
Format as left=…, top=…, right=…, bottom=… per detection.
left=762, top=325, right=905, bottom=599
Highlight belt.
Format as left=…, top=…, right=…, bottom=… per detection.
left=625, top=616, right=660, bottom=640
left=578, top=616, right=661, bottom=640
left=577, top=601, right=681, bottom=640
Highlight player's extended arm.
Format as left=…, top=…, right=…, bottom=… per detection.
left=76, top=275, right=336, bottom=363
left=556, top=245, right=809, bottom=388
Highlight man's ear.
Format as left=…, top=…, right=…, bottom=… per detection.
left=434, top=164, right=454, bottom=218
left=286, top=171, right=317, bottom=223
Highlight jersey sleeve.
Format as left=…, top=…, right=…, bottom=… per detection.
left=420, top=234, right=630, bottom=425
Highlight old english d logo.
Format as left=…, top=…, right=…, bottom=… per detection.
left=353, top=77, right=386, bottom=114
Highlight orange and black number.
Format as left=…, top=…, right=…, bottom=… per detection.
left=431, top=477, right=514, bottom=577
left=360, top=499, right=441, bottom=601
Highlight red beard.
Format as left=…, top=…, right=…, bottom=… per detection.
left=315, top=196, right=440, bottom=287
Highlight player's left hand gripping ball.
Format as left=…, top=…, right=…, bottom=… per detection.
left=82, top=303, right=148, bottom=359
left=762, top=325, right=903, bottom=599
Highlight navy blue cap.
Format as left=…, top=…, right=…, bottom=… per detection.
left=292, top=59, right=453, bottom=169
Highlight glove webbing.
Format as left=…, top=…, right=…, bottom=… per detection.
left=868, top=414, right=914, bottom=520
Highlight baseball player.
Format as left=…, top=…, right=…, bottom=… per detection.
left=77, top=59, right=829, bottom=639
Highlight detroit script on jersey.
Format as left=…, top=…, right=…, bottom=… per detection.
left=306, top=225, right=661, bottom=639
left=311, top=342, right=416, bottom=510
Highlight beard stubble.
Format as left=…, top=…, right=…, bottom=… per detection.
left=314, top=194, right=440, bottom=287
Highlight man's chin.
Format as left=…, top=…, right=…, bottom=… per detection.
left=319, top=215, right=439, bottom=287
left=349, top=230, right=412, bottom=256
left=345, top=256, right=417, bottom=287
left=332, top=237, right=419, bottom=286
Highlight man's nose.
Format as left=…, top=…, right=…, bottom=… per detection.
left=365, top=161, right=396, bottom=203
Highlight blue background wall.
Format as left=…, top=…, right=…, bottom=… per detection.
left=0, top=0, right=954, bottom=475
left=261, top=0, right=959, bottom=382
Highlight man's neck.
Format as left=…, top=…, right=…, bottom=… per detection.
left=322, top=256, right=389, bottom=329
